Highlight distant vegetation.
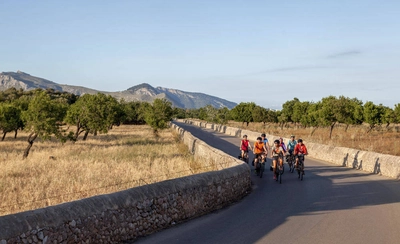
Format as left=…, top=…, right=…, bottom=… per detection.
left=1, top=87, right=399, bottom=157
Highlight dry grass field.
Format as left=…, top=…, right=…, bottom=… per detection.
left=227, top=121, right=400, bottom=156
left=0, top=125, right=217, bottom=216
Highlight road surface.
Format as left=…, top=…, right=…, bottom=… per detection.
left=127, top=121, right=400, bottom=244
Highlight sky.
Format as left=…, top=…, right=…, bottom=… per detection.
left=1, top=0, right=399, bottom=109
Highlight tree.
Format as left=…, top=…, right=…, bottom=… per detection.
left=380, top=105, right=395, bottom=128
left=318, top=96, right=339, bottom=139
left=172, top=107, right=187, bottom=119
left=252, top=105, right=267, bottom=124
left=144, top=98, right=173, bottom=134
left=21, top=91, right=68, bottom=158
left=394, top=103, right=400, bottom=124
left=121, top=100, right=146, bottom=124
left=292, top=101, right=309, bottom=126
left=0, top=103, right=22, bottom=141
left=65, top=93, right=122, bottom=141
left=203, top=105, right=218, bottom=123
left=280, top=98, right=300, bottom=125
left=302, top=102, right=321, bottom=135
left=230, top=102, right=256, bottom=126
left=216, top=107, right=231, bottom=124
left=363, top=101, right=384, bottom=132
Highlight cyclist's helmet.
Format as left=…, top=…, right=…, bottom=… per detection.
left=261, top=133, right=266, bottom=137
left=290, top=135, right=295, bottom=138
left=274, top=139, right=280, bottom=144
left=243, top=134, right=247, bottom=138
left=298, top=138, right=303, bottom=143
left=257, top=137, right=262, bottom=141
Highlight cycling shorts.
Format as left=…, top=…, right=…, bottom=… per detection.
left=254, top=153, right=263, bottom=159
left=272, top=155, right=283, bottom=161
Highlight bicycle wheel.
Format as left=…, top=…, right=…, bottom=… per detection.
left=260, top=163, right=264, bottom=178
left=300, top=170, right=303, bottom=181
left=255, top=163, right=260, bottom=176
left=279, top=168, right=282, bottom=184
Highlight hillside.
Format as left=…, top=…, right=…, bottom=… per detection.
left=0, top=71, right=237, bottom=109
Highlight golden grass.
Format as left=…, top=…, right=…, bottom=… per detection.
left=227, top=121, right=400, bottom=156
left=0, top=125, right=217, bottom=216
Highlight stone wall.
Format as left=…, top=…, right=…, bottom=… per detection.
left=0, top=123, right=251, bottom=243
left=178, top=119, right=400, bottom=180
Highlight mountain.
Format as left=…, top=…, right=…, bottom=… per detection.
left=0, top=71, right=237, bottom=109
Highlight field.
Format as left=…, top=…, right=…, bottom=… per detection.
left=227, top=121, right=400, bottom=156
left=0, top=125, right=217, bottom=216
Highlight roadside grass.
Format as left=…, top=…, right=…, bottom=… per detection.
left=0, top=125, right=217, bottom=216
left=227, top=121, right=400, bottom=156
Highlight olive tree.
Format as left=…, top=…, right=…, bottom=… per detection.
left=230, top=102, right=256, bottom=126
left=65, top=93, right=122, bottom=141
left=0, top=103, right=22, bottom=141
left=144, top=98, right=173, bottom=134
left=21, top=91, right=68, bottom=158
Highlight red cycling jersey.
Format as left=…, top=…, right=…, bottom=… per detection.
left=241, top=139, right=250, bottom=151
left=294, top=143, right=308, bottom=155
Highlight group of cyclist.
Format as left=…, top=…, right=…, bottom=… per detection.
left=240, top=133, right=308, bottom=180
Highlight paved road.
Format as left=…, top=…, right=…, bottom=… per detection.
left=130, top=122, right=400, bottom=244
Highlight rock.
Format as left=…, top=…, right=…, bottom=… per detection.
left=69, top=220, right=76, bottom=227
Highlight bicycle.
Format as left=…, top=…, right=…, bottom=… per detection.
left=274, top=163, right=284, bottom=184
left=255, top=157, right=266, bottom=178
left=238, top=150, right=249, bottom=164
left=296, top=154, right=305, bottom=181
left=286, top=153, right=295, bottom=173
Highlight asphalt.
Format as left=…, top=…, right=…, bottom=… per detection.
left=126, top=121, right=400, bottom=244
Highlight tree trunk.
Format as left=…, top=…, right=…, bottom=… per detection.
left=74, top=120, right=81, bottom=141
left=1, top=132, right=6, bottom=141
left=246, top=122, right=249, bottom=127
left=310, top=127, right=318, bottom=136
left=367, top=125, right=374, bottom=133
left=23, top=133, right=38, bottom=159
left=83, top=130, right=90, bottom=141
left=329, top=122, right=336, bottom=139
left=14, top=129, right=18, bottom=138
left=345, top=124, right=350, bottom=132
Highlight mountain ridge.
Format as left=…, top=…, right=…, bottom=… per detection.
left=0, top=71, right=237, bottom=109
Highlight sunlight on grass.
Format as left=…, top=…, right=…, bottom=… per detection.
left=0, top=125, right=215, bottom=216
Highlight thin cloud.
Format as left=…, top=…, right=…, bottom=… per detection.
left=225, top=65, right=331, bottom=78
left=327, top=50, right=362, bottom=59
left=268, top=65, right=329, bottom=72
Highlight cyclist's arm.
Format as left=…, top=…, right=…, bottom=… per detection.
left=263, top=145, right=269, bottom=156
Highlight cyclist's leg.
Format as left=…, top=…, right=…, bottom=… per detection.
left=295, top=156, right=299, bottom=168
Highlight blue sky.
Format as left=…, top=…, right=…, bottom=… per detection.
left=1, top=0, right=399, bottom=109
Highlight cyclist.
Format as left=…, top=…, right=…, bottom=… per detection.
left=286, top=135, right=297, bottom=161
left=294, top=138, right=308, bottom=175
left=279, top=137, right=287, bottom=153
left=271, top=139, right=285, bottom=180
left=261, top=133, right=269, bottom=148
left=253, top=137, right=268, bottom=173
left=239, top=135, right=252, bottom=162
